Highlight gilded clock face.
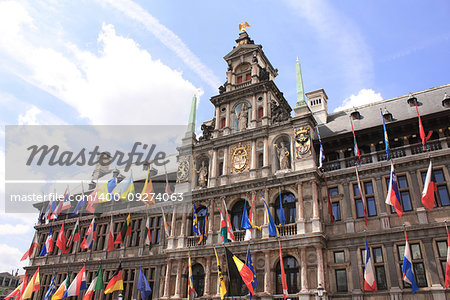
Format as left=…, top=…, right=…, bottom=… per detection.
left=177, top=160, right=189, bottom=182
left=231, top=144, right=249, bottom=173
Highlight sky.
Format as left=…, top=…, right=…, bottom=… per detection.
left=0, top=0, right=449, bottom=273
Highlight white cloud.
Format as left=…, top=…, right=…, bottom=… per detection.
left=284, top=0, right=374, bottom=94
left=99, top=0, right=221, bottom=91
left=333, top=88, right=383, bottom=112
left=0, top=2, right=200, bottom=126
left=0, top=244, right=25, bottom=273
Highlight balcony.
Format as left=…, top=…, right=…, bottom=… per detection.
left=234, top=81, right=252, bottom=89
left=323, top=137, right=448, bottom=172
left=186, top=236, right=206, bottom=247
left=278, top=223, right=297, bottom=236
left=233, top=230, right=246, bottom=242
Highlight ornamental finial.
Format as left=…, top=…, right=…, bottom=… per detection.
left=239, top=21, right=250, bottom=32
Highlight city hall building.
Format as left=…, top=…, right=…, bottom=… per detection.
left=25, top=29, right=449, bottom=300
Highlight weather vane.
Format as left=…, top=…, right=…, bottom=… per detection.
left=239, top=21, right=250, bottom=32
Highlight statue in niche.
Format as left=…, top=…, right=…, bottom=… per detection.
left=275, top=142, right=290, bottom=169
left=195, top=161, right=208, bottom=188
left=235, top=103, right=248, bottom=131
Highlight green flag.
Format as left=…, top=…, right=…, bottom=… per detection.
left=95, top=267, right=104, bottom=291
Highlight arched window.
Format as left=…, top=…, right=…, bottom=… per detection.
left=258, top=107, right=264, bottom=119
left=191, top=206, right=207, bottom=236
left=191, top=264, right=205, bottom=296
left=231, top=200, right=249, bottom=231
left=220, top=117, right=226, bottom=129
left=258, top=153, right=264, bottom=168
left=275, top=192, right=296, bottom=224
left=218, top=161, right=224, bottom=176
left=276, top=256, right=300, bottom=295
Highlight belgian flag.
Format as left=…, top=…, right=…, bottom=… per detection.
left=114, top=213, right=131, bottom=244
left=104, top=264, right=123, bottom=294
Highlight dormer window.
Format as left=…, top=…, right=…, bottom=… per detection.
left=246, top=73, right=251, bottom=81
left=407, top=94, right=417, bottom=107
left=350, top=110, right=361, bottom=120
left=237, top=76, right=243, bottom=84
left=382, top=108, right=393, bottom=122
left=442, top=93, right=450, bottom=108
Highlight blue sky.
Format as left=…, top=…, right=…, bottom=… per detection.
left=0, top=0, right=449, bottom=272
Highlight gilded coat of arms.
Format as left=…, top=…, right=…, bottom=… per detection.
left=230, top=143, right=250, bottom=173
left=294, top=127, right=311, bottom=158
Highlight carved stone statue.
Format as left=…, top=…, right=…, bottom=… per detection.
left=236, top=104, right=248, bottom=131
left=271, top=100, right=290, bottom=123
left=199, top=119, right=215, bottom=142
left=259, top=66, right=269, bottom=81
left=275, top=142, right=290, bottom=169
left=195, top=161, right=208, bottom=188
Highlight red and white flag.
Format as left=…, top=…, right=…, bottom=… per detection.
left=56, top=221, right=68, bottom=254
left=421, top=160, right=437, bottom=210
left=222, top=199, right=235, bottom=242
left=445, top=225, right=450, bottom=289
left=278, top=240, right=288, bottom=299
left=61, top=187, right=71, bottom=211
left=106, top=216, right=115, bottom=252
left=165, top=173, right=172, bottom=194
left=21, top=231, right=39, bottom=261
left=80, top=218, right=97, bottom=249
left=385, top=162, right=403, bottom=217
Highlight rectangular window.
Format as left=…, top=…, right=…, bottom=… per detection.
left=245, top=73, right=251, bottom=81
left=335, top=269, right=348, bottom=292
left=150, top=215, right=162, bottom=245
left=237, top=76, right=243, bottom=84
left=78, top=226, right=88, bottom=253
left=127, top=218, right=143, bottom=247
left=397, top=243, right=427, bottom=288
left=386, top=175, right=413, bottom=213
left=360, top=246, right=387, bottom=290
left=332, top=202, right=341, bottom=221
left=353, top=181, right=377, bottom=218
left=436, top=240, right=448, bottom=278
left=334, top=251, right=345, bottom=263
left=421, top=169, right=450, bottom=207
left=123, top=268, right=136, bottom=299
left=329, top=187, right=339, bottom=196
left=141, top=267, right=156, bottom=300
left=94, top=223, right=107, bottom=251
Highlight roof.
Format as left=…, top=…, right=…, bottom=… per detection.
left=317, top=83, right=450, bottom=139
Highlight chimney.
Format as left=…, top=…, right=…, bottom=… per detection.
left=306, top=89, right=328, bottom=124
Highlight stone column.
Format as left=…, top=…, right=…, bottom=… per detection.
left=262, top=92, right=269, bottom=125
left=170, top=206, right=177, bottom=237
left=264, top=250, right=271, bottom=294
left=251, top=94, right=257, bottom=128
left=312, top=180, right=319, bottom=219
left=205, top=256, right=212, bottom=295
left=251, top=140, right=257, bottom=169
left=225, top=103, right=231, bottom=128
left=163, top=260, right=172, bottom=298
left=263, top=137, right=269, bottom=166
left=316, top=246, right=324, bottom=288
left=208, top=199, right=215, bottom=234
left=180, top=204, right=187, bottom=237
left=211, top=150, right=217, bottom=178
left=297, top=182, right=304, bottom=221
left=215, top=106, right=220, bottom=130
left=223, top=147, right=229, bottom=176
left=300, top=247, right=308, bottom=291
left=174, top=258, right=183, bottom=297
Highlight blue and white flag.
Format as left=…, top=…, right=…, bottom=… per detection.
left=44, top=275, right=57, bottom=300
left=402, top=230, right=418, bottom=294
left=381, top=110, right=391, bottom=160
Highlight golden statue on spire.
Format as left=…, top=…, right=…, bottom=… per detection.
left=239, top=21, right=250, bottom=32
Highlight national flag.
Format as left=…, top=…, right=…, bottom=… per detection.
left=22, top=267, right=40, bottom=299
left=50, top=200, right=63, bottom=220
left=198, top=209, right=208, bottom=245
left=64, top=266, right=87, bottom=297
left=40, top=227, right=54, bottom=256
left=402, top=230, right=418, bottom=294
left=85, top=181, right=109, bottom=214
left=52, top=276, right=70, bottom=300
left=385, top=162, right=403, bottom=217
left=112, top=173, right=135, bottom=201
left=138, top=266, right=152, bottom=300
left=38, top=201, right=47, bottom=224
left=381, top=110, right=391, bottom=161
left=80, top=218, right=97, bottom=249
left=241, top=200, right=252, bottom=241
left=165, top=172, right=172, bottom=194
left=350, top=117, right=361, bottom=164
left=104, top=264, right=123, bottom=294
left=66, top=218, right=80, bottom=250
left=21, top=231, right=39, bottom=261
left=144, top=211, right=152, bottom=250
left=214, top=248, right=227, bottom=299
left=363, top=236, right=377, bottom=291
left=263, top=199, right=279, bottom=237
left=96, top=180, right=111, bottom=203
left=140, top=169, right=155, bottom=207
left=72, top=182, right=86, bottom=216
left=44, top=275, right=57, bottom=300
left=161, top=207, right=170, bottom=237
left=106, top=216, right=115, bottom=252
left=355, top=166, right=368, bottom=226
left=56, top=221, right=68, bottom=254
left=61, top=187, right=71, bottom=211
left=421, top=160, right=437, bottom=210
left=323, top=175, right=335, bottom=223
left=83, top=266, right=104, bottom=300
left=445, top=225, right=450, bottom=289
left=85, top=187, right=99, bottom=214
left=415, top=104, right=432, bottom=150
left=107, top=178, right=117, bottom=193
left=223, top=199, right=236, bottom=241
left=316, top=127, right=325, bottom=169
left=114, top=213, right=131, bottom=244
left=5, top=281, right=23, bottom=299
left=218, top=207, right=229, bottom=243
left=278, top=240, right=288, bottom=299
left=232, top=253, right=255, bottom=295
left=225, top=247, right=244, bottom=296
left=247, top=192, right=261, bottom=231
left=187, top=251, right=197, bottom=300
left=278, top=191, right=286, bottom=225
left=246, top=248, right=257, bottom=298
left=192, top=203, right=199, bottom=235
left=46, top=195, right=58, bottom=220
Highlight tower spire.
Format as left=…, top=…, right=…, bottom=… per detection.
left=187, top=94, right=197, bottom=134
left=296, top=57, right=306, bottom=106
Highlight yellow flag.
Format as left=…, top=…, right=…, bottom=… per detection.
left=22, top=268, right=40, bottom=299
left=214, top=248, right=227, bottom=299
